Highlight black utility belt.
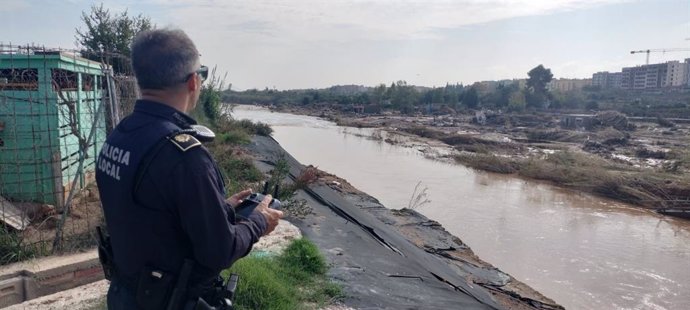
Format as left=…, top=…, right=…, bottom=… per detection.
left=133, top=265, right=238, bottom=310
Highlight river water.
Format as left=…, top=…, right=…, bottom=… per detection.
left=231, top=105, right=690, bottom=310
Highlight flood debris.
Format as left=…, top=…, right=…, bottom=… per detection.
left=270, top=105, right=690, bottom=218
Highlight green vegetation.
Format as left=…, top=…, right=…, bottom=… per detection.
left=454, top=153, right=519, bottom=174
left=260, top=156, right=318, bottom=204
left=224, top=64, right=690, bottom=118
left=224, top=238, right=343, bottom=310
left=454, top=150, right=690, bottom=209
left=0, top=227, right=42, bottom=265
left=76, top=4, right=153, bottom=72
left=525, top=64, right=554, bottom=109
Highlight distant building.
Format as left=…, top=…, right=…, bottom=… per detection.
left=617, top=60, right=690, bottom=89
left=683, top=58, right=690, bottom=87
left=560, top=114, right=597, bottom=130
left=474, top=79, right=526, bottom=93
left=592, top=71, right=622, bottom=89
left=622, top=64, right=668, bottom=89
left=665, top=61, right=686, bottom=87
left=514, top=79, right=528, bottom=89
left=547, top=78, right=592, bottom=92
left=474, top=80, right=499, bottom=93
left=499, top=79, right=527, bottom=89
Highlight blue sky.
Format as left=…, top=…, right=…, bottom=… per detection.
left=2, top=0, right=689, bottom=90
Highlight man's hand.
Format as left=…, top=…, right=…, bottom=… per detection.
left=256, top=194, right=284, bottom=236
left=227, top=189, right=252, bottom=208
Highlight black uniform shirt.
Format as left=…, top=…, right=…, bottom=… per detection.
left=96, top=100, right=267, bottom=287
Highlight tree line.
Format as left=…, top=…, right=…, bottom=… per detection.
left=224, top=65, right=558, bottom=114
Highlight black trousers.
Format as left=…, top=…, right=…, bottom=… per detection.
left=107, top=280, right=139, bottom=310
left=107, top=280, right=203, bottom=310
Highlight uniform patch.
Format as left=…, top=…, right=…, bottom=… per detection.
left=175, top=134, right=191, bottom=143
left=169, top=133, right=201, bottom=152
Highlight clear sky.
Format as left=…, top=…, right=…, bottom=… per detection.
left=2, top=0, right=689, bottom=90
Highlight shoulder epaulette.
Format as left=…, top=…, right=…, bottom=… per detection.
left=169, top=133, right=201, bottom=152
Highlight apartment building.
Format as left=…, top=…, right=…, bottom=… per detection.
left=621, top=63, right=668, bottom=89
left=616, top=59, right=690, bottom=89
left=665, top=61, right=686, bottom=87
left=547, top=78, right=592, bottom=92
left=683, top=58, right=690, bottom=87
left=592, top=71, right=622, bottom=89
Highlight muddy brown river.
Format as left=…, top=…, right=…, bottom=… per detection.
left=232, top=105, right=690, bottom=310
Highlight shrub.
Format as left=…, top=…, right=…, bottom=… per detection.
left=526, top=129, right=588, bottom=143
left=225, top=238, right=340, bottom=310
left=656, top=116, right=675, bottom=128
left=0, top=229, right=39, bottom=265
left=218, top=129, right=251, bottom=145
left=635, top=148, right=667, bottom=159
left=278, top=238, right=327, bottom=280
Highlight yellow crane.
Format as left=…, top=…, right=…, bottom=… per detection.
left=630, top=48, right=690, bottom=65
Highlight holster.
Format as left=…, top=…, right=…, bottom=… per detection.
left=136, top=265, right=176, bottom=309
left=190, top=274, right=240, bottom=310
left=96, top=226, right=115, bottom=281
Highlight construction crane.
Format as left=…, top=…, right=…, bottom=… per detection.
left=630, top=48, right=690, bottom=65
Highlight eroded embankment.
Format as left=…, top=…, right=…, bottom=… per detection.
left=247, top=135, right=563, bottom=310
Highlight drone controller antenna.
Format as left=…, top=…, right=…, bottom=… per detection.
left=262, top=182, right=269, bottom=195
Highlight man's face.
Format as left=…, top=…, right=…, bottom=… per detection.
left=187, top=61, right=203, bottom=112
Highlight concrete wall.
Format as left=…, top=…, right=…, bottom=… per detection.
left=0, top=251, right=103, bottom=308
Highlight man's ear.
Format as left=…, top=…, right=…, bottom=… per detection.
left=186, top=74, right=199, bottom=92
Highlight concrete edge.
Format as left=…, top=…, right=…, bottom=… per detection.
left=0, top=249, right=104, bottom=308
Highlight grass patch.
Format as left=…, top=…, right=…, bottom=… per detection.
left=454, top=153, right=519, bottom=174
left=455, top=149, right=690, bottom=209
left=0, top=228, right=42, bottom=265
left=526, top=129, right=589, bottom=143
left=441, top=134, right=496, bottom=146
left=213, top=152, right=264, bottom=195
left=218, top=128, right=252, bottom=145
left=217, top=117, right=273, bottom=137
left=664, top=150, right=690, bottom=173
left=224, top=238, right=343, bottom=310
left=400, top=126, right=445, bottom=140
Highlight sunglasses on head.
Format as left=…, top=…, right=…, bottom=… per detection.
left=183, top=65, right=209, bottom=83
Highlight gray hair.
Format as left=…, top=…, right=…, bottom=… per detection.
left=130, top=28, right=199, bottom=90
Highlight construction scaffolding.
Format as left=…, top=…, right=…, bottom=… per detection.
left=0, top=44, right=137, bottom=263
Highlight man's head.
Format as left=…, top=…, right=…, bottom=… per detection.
left=131, top=28, right=207, bottom=112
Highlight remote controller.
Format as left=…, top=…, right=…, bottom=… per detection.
left=234, top=183, right=281, bottom=218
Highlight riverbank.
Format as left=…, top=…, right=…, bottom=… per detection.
left=268, top=105, right=690, bottom=217
left=246, top=134, right=562, bottom=309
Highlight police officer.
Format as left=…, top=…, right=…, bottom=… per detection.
left=95, top=28, right=283, bottom=309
